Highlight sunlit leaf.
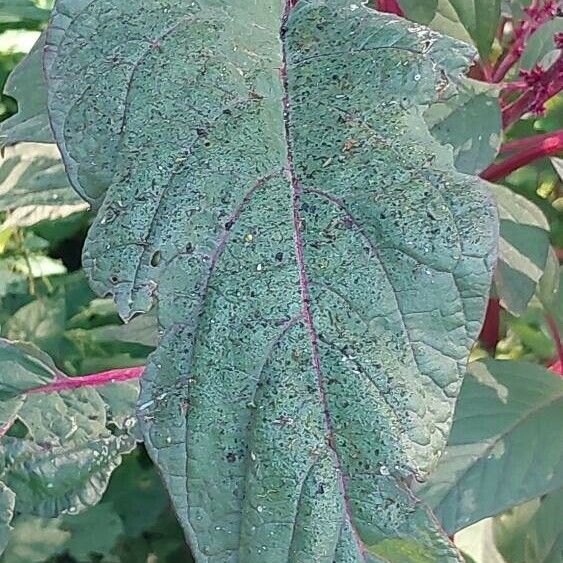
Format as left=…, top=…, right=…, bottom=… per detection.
left=45, top=1, right=497, bottom=560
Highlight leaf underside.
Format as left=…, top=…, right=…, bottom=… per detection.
left=45, top=1, right=497, bottom=561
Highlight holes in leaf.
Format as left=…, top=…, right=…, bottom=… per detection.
left=151, top=250, right=162, bottom=267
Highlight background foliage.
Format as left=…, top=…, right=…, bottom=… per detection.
left=0, top=0, right=561, bottom=561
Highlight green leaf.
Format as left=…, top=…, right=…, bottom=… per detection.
left=45, top=1, right=498, bottom=560
left=0, top=483, right=15, bottom=556
left=0, top=339, right=138, bottom=517
left=520, top=19, right=563, bottom=70
left=424, top=78, right=501, bottom=174
left=453, top=518, right=507, bottom=563
left=490, top=184, right=551, bottom=316
left=0, top=143, right=88, bottom=228
left=3, top=294, right=66, bottom=357
left=59, top=501, right=125, bottom=561
left=400, top=0, right=501, bottom=59
left=0, top=1, right=50, bottom=24
left=1, top=515, right=69, bottom=563
left=0, top=34, right=52, bottom=148
left=417, top=359, right=563, bottom=534
left=494, top=488, right=563, bottom=563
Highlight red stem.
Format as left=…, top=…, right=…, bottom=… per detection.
left=492, top=0, right=555, bottom=83
left=481, top=129, right=563, bottom=181
left=376, top=0, right=404, bottom=15
left=27, top=366, right=144, bottom=395
left=499, top=129, right=563, bottom=153
left=480, top=298, right=501, bottom=352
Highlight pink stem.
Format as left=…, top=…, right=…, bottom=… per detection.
left=27, top=366, right=144, bottom=395
left=499, top=129, right=563, bottom=153
left=492, top=0, right=555, bottom=83
left=481, top=130, right=563, bottom=181
left=502, top=56, right=563, bottom=129
left=376, top=0, right=404, bottom=15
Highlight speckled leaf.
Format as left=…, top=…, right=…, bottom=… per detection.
left=0, top=482, right=15, bottom=556
left=0, top=339, right=138, bottom=517
left=490, top=184, right=551, bottom=316
left=0, top=35, right=53, bottom=148
left=45, top=1, right=497, bottom=561
left=417, top=360, right=563, bottom=534
left=424, top=78, right=501, bottom=174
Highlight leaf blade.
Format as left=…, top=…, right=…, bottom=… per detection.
left=45, top=1, right=498, bottom=560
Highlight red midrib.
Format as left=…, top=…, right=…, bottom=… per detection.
left=279, top=2, right=367, bottom=558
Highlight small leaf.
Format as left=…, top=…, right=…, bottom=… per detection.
left=0, top=1, right=50, bottom=24
left=1, top=514, right=70, bottom=563
left=424, top=78, right=501, bottom=174
left=490, top=184, right=551, bottom=316
left=417, top=359, right=563, bottom=534
left=0, top=143, right=84, bottom=212
left=0, top=34, right=52, bottom=148
left=400, top=0, right=501, bottom=59
left=520, top=18, right=563, bottom=70
left=0, top=482, right=15, bottom=556
left=0, top=339, right=139, bottom=517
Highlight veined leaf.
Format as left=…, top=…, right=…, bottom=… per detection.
left=0, top=339, right=138, bottom=518
left=45, top=1, right=497, bottom=561
left=417, top=359, right=563, bottom=534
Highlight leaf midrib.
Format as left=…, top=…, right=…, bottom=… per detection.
left=279, top=2, right=367, bottom=559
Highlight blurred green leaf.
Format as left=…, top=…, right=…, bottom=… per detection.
left=1, top=515, right=69, bottom=563
left=494, top=488, right=563, bottom=563
left=400, top=0, right=501, bottom=58
left=3, top=294, right=66, bottom=357
left=0, top=2, right=50, bottom=25
left=0, top=143, right=83, bottom=211
left=0, top=483, right=14, bottom=556
left=520, top=19, right=563, bottom=70
left=0, top=34, right=52, bottom=147
left=417, top=359, right=563, bottom=534
left=491, top=184, right=551, bottom=315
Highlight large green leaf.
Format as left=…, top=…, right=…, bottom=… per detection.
left=0, top=339, right=138, bottom=518
left=417, top=359, right=563, bottom=534
left=399, top=0, right=501, bottom=59
left=45, top=1, right=497, bottom=561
